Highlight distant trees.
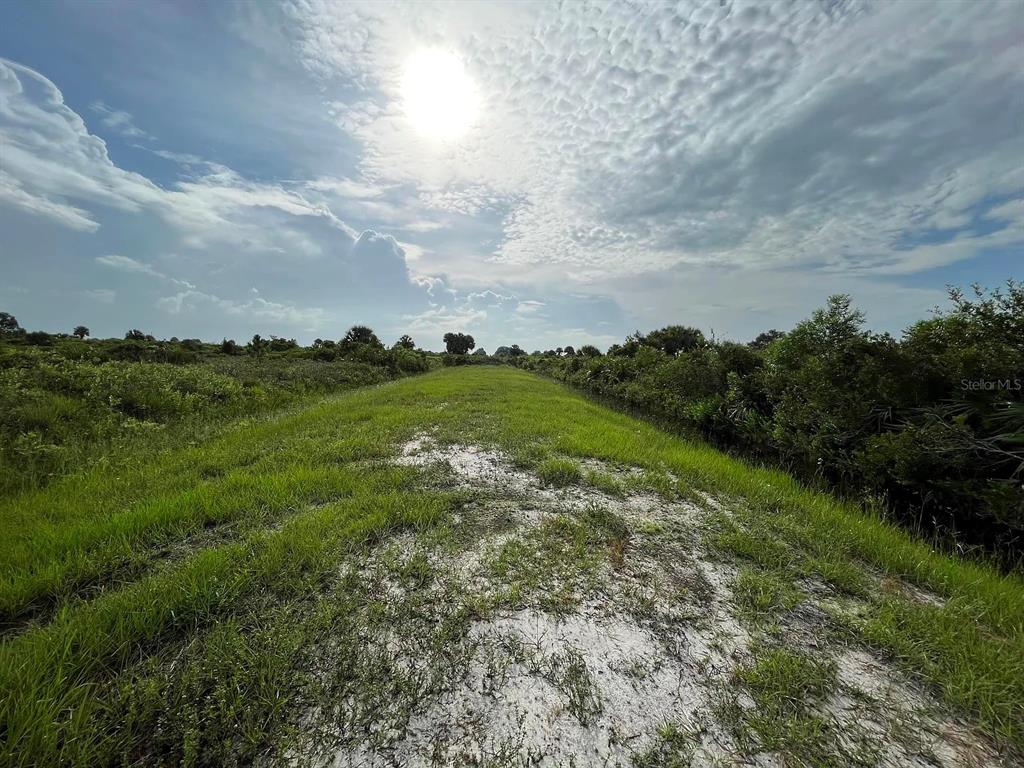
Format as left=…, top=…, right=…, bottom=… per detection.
left=513, top=283, right=1024, bottom=558
left=494, top=345, right=525, bottom=357
left=269, top=336, right=297, bottom=352
left=472, top=348, right=488, bottom=356
left=562, top=345, right=576, bottom=356
left=125, top=329, right=154, bottom=342
left=0, top=312, right=23, bottom=335
left=749, top=329, right=786, bottom=350
left=395, top=334, right=416, bottom=350
left=220, top=338, right=240, bottom=355
left=443, top=332, right=475, bottom=355
left=247, top=333, right=268, bottom=360
left=644, top=325, right=706, bottom=355
left=343, top=325, right=383, bottom=348
left=72, top=325, right=90, bottom=339
left=24, top=331, right=52, bottom=346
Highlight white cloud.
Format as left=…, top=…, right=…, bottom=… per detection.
left=89, top=100, right=151, bottom=139
left=515, top=300, right=545, bottom=315
left=156, top=289, right=327, bottom=329
left=95, top=254, right=195, bottom=289
left=83, top=288, right=116, bottom=304
left=0, top=58, right=358, bottom=259
left=0, top=171, right=99, bottom=232
left=402, top=304, right=487, bottom=335
left=285, top=0, right=1024, bottom=282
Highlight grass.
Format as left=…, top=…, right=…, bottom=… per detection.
left=536, top=456, right=582, bottom=487
left=733, top=567, right=803, bottom=623
left=720, top=645, right=858, bottom=766
left=1, top=366, right=1023, bottom=764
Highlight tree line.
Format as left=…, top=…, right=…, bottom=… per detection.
left=514, top=283, right=1024, bottom=562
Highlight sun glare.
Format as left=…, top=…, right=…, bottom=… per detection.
left=400, top=48, right=479, bottom=140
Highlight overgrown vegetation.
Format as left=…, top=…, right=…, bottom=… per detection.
left=0, top=325, right=434, bottom=495
left=516, top=283, right=1024, bottom=560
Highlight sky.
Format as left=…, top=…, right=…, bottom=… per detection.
left=0, top=0, right=1021, bottom=351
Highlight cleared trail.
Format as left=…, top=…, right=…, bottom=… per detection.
left=1, top=368, right=1021, bottom=766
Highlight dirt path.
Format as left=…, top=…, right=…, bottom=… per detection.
left=283, top=435, right=1007, bottom=767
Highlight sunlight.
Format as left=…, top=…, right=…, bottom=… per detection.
left=400, top=48, right=479, bottom=140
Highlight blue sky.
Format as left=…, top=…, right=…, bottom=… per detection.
left=1, top=0, right=1021, bottom=350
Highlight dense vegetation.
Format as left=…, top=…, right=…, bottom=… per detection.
left=0, top=321, right=434, bottom=496
left=515, top=284, right=1024, bottom=561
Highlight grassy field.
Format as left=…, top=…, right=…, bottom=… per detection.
left=2, top=367, right=1022, bottom=766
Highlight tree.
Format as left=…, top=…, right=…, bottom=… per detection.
left=563, top=345, right=576, bottom=356
left=72, top=325, right=90, bottom=339
left=644, top=325, right=706, bottom=355
left=247, top=333, right=268, bottom=360
left=395, top=334, right=416, bottom=350
left=269, top=336, right=297, bottom=352
left=443, top=332, right=475, bottom=355
left=0, top=312, right=23, bottom=335
left=343, top=325, right=383, bottom=347
left=749, top=329, right=786, bottom=350
left=125, top=329, right=147, bottom=341
left=25, top=331, right=52, bottom=346
left=220, top=338, right=239, bottom=355
left=578, top=344, right=601, bottom=357
left=494, top=345, right=525, bottom=357
left=472, top=348, right=488, bottom=356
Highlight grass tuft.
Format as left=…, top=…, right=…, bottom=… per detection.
left=536, top=457, right=582, bottom=487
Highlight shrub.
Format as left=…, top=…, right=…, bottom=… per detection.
left=511, top=283, right=1024, bottom=559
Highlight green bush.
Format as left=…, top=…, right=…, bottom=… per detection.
left=513, top=283, right=1024, bottom=559
left=0, top=340, right=433, bottom=495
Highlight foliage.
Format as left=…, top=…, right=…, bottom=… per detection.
left=247, top=334, right=268, bottom=360
left=0, top=312, right=22, bottom=335
left=343, top=325, right=383, bottom=347
left=443, top=331, right=475, bottom=355
left=513, top=283, right=1024, bottom=559
left=494, top=344, right=526, bottom=357
left=0, top=331, right=434, bottom=495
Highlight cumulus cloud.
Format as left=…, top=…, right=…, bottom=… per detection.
left=0, top=171, right=99, bottom=232
left=0, top=58, right=358, bottom=258
left=0, top=58, right=165, bottom=223
left=156, top=289, right=326, bottom=329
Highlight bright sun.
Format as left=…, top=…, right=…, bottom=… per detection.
left=400, top=48, right=479, bottom=140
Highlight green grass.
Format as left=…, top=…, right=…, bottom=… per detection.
left=721, top=645, right=857, bottom=766
left=536, top=456, right=582, bottom=487
left=1, top=366, right=1023, bottom=764
left=733, top=567, right=803, bottom=623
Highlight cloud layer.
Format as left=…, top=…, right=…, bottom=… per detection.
left=290, top=0, right=1023, bottom=280
left=0, top=1, right=1021, bottom=348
